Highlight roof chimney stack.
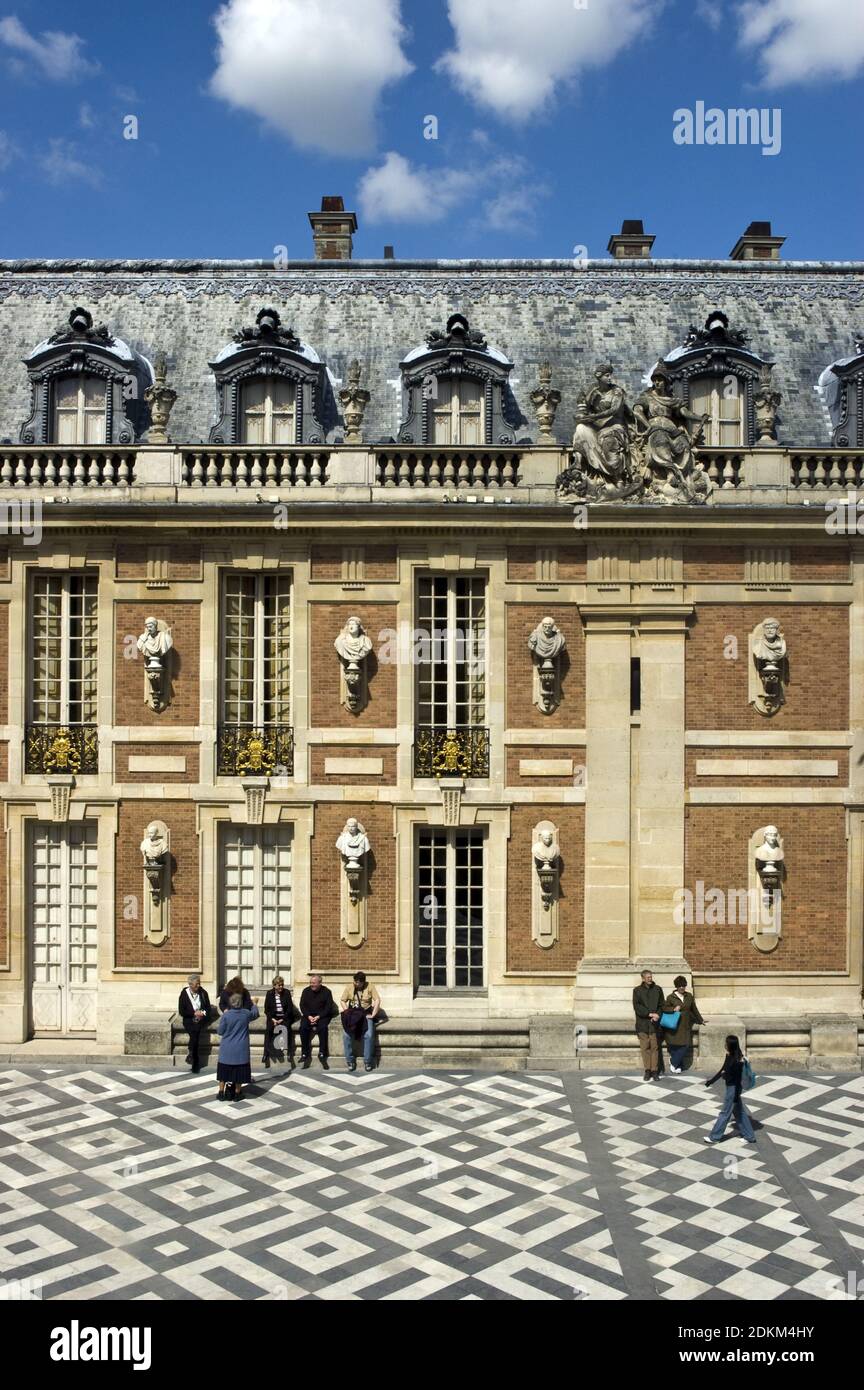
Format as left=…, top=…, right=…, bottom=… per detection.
left=384, top=245, right=395, bottom=260
left=308, top=196, right=358, bottom=260
left=729, top=221, right=785, bottom=261
left=607, top=219, right=655, bottom=259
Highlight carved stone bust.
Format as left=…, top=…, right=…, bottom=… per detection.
left=532, top=828, right=560, bottom=867
left=528, top=616, right=566, bottom=662
left=755, top=825, right=785, bottom=896
left=336, top=817, right=370, bottom=867
left=140, top=821, right=168, bottom=864
left=334, top=616, right=373, bottom=665
left=137, top=616, right=173, bottom=662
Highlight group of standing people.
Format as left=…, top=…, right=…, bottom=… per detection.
left=177, top=969, right=382, bottom=1101
left=632, top=970, right=757, bottom=1144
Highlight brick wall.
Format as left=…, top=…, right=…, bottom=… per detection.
left=309, top=602, right=397, bottom=728
left=793, top=546, right=850, bottom=582
left=685, top=604, right=849, bottom=729
left=507, top=545, right=586, bottom=582
left=309, top=744, right=397, bottom=785
left=115, top=544, right=201, bottom=580
left=507, top=805, right=584, bottom=971
left=684, top=804, right=846, bottom=971
left=684, top=547, right=744, bottom=583
left=310, top=803, right=396, bottom=973
left=114, top=800, right=199, bottom=968
left=506, top=604, right=584, bottom=727
left=310, top=546, right=342, bottom=581
left=506, top=746, right=585, bottom=786
left=686, top=747, right=848, bottom=787
left=310, top=545, right=397, bottom=581
left=115, top=743, right=201, bottom=782
left=114, top=602, right=200, bottom=726
left=559, top=545, right=587, bottom=581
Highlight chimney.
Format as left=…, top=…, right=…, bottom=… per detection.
left=729, top=221, right=785, bottom=262
left=384, top=245, right=395, bottom=260
left=607, top=219, right=655, bottom=260
left=308, top=196, right=358, bottom=260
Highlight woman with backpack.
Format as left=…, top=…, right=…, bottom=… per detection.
left=704, top=1034, right=757, bottom=1144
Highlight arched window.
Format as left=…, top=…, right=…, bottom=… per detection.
left=209, top=308, right=326, bottom=446
left=20, top=307, right=147, bottom=446
left=656, top=311, right=773, bottom=449
left=240, top=378, right=297, bottom=445
left=431, top=377, right=483, bottom=445
left=53, top=376, right=108, bottom=446
left=397, top=314, right=519, bottom=446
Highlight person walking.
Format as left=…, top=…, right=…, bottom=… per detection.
left=662, top=975, right=704, bottom=1073
left=218, top=975, right=252, bottom=1012
left=263, top=974, right=293, bottom=1068
left=178, top=973, right=211, bottom=1073
left=704, top=1034, right=757, bottom=1144
left=632, top=969, right=665, bottom=1081
left=298, top=973, right=334, bottom=1069
left=340, top=971, right=381, bottom=1072
left=216, top=992, right=259, bottom=1101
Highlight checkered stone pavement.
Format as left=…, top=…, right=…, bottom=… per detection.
left=0, top=1066, right=860, bottom=1301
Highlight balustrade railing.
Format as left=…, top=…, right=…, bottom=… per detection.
left=216, top=725, right=295, bottom=777
left=25, top=723, right=99, bottom=775
left=180, top=448, right=329, bottom=488
left=376, top=448, right=521, bottom=489
left=0, top=447, right=134, bottom=489
left=695, top=449, right=745, bottom=489
left=790, top=450, right=864, bottom=490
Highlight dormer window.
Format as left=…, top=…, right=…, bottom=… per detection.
left=657, top=311, right=775, bottom=449
left=209, top=308, right=327, bottom=446
left=20, top=307, right=148, bottom=446
left=53, top=377, right=108, bottom=446
left=241, top=378, right=297, bottom=445
left=824, top=337, right=864, bottom=447
left=397, top=313, right=519, bottom=447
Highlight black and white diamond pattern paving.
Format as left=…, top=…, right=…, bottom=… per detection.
left=0, top=1066, right=860, bottom=1301
left=0, top=1068, right=625, bottom=1302
left=582, top=1073, right=863, bottom=1301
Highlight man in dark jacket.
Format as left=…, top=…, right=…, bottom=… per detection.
left=178, top=973, right=212, bottom=1073
left=299, top=973, right=335, bottom=1069
left=633, top=970, right=665, bottom=1081
left=263, top=975, right=294, bottom=1068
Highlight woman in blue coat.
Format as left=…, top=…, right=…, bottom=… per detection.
left=216, top=992, right=259, bottom=1101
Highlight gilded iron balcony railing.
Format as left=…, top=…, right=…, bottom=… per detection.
left=414, top=725, right=490, bottom=779
left=376, top=448, right=521, bottom=489
left=25, top=723, right=99, bottom=775
left=180, top=448, right=329, bottom=488
left=216, top=724, right=295, bottom=777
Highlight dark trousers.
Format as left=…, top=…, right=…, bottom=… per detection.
left=264, top=1017, right=290, bottom=1059
left=183, top=1020, right=205, bottom=1067
left=669, top=1043, right=689, bottom=1069
left=299, top=1016, right=329, bottom=1058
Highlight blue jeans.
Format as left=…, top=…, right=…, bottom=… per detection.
left=709, top=1084, right=756, bottom=1141
left=343, top=1014, right=375, bottom=1067
left=669, top=1044, right=689, bottom=1070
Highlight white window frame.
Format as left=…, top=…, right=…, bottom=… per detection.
left=432, top=377, right=484, bottom=446
left=416, top=574, right=486, bottom=728
left=29, top=822, right=99, bottom=1034
left=240, top=377, right=297, bottom=446
left=29, top=572, right=98, bottom=726
left=689, top=374, right=744, bottom=447
left=416, top=828, right=486, bottom=990
left=53, top=376, right=107, bottom=446
left=219, top=825, right=293, bottom=990
left=220, top=572, right=292, bottom=727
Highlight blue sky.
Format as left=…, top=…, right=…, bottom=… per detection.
left=0, top=0, right=861, bottom=261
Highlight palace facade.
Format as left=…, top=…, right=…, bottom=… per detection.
left=0, top=206, right=862, bottom=1069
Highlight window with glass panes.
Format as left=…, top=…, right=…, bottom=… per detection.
left=219, top=826, right=292, bottom=989
left=431, top=377, right=483, bottom=445
left=29, top=574, right=98, bottom=725
left=52, top=377, right=107, bottom=445
left=416, top=575, right=486, bottom=727
left=416, top=829, right=484, bottom=988
left=29, top=822, right=99, bottom=1034
left=689, top=374, right=744, bottom=446
left=241, top=378, right=296, bottom=445
left=221, top=574, right=291, bottom=726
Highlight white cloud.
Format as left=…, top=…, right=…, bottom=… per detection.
left=436, top=0, right=664, bottom=122
left=39, top=139, right=102, bottom=188
left=737, top=0, right=864, bottom=85
left=209, top=0, right=413, bottom=156
left=79, top=102, right=96, bottom=130
left=0, top=15, right=99, bottom=81
left=357, top=150, right=548, bottom=234
left=696, top=0, right=724, bottom=31
left=0, top=130, right=20, bottom=171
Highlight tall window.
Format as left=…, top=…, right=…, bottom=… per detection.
left=221, top=574, right=291, bottom=727
left=220, top=826, right=292, bottom=989
left=30, top=574, right=98, bottom=726
left=416, top=575, right=486, bottom=727
left=53, top=377, right=107, bottom=445
left=689, top=374, right=743, bottom=447
left=416, top=830, right=484, bottom=989
left=241, top=379, right=296, bottom=445
left=432, top=378, right=483, bottom=445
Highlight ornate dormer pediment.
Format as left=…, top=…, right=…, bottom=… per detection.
left=826, top=335, right=864, bottom=447
left=397, top=312, right=520, bottom=445
left=208, top=308, right=327, bottom=445
left=660, top=310, right=775, bottom=447
left=47, top=307, right=115, bottom=348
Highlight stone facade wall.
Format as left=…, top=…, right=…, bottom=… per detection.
left=309, top=602, right=397, bottom=728
left=114, top=800, right=200, bottom=969
left=310, top=802, right=396, bottom=973
left=506, top=603, right=584, bottom=728
left=507, top=805, right=584, bottom=971
left=114, top=602, right=201, bottom=727
left=115, top=743, right=201, bottom=782
left=686, top=746, right=848, bottom=786
left=684, top=804, right=847, bottom=971
left=309, top=744, right=397, bottom=785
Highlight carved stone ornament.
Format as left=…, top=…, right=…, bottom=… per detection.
left=529, top=361, right=561, bottom=444
left=338, top=360, right=370, bottom=444
left=143, top=354, right=177, bottom=444
left=208, top=306, right=327, bottom=445
left=334, top=615, right=373, bottom=713
left=532, top=821, right=561, bottom=948
left=140, top=819, right=171, bottom=946
left=749, top=616, right=788, bottom=716
left=336, top=817, right=370, bottom=948
left=753, top=362, right=781, bottom=445
left=48, top=775, right=74, bottom=824
left=397, top=312, right=520, bottom=446
left=528, top=616, right=566, bottom=713
left=748, top=824, right=785, bottom=952
left=136, top=616, right=173, bottom=712
left=556, top=362, right=713, bottom=507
